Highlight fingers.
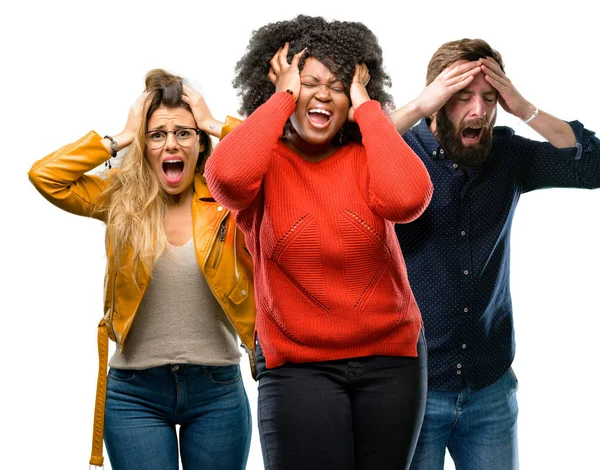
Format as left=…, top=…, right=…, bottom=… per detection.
left=443, top=60, right=481, bottom=81
left=269, top=43, right=305, bottom=86
left=133, top=91, right=149, bottom=110
left=352, top=64, right=370, bottom=88
left=352, top=64, right=361, bottom=82
left=354, top=63, right=370, bottom=86
left=479, top=57, right=503, bottom=75
left=290, top=47, right=306, bottom=68
left=277, top=42, right=290, bottom=68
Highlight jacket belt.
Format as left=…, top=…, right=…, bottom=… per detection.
left=89, top=319, right=109, bottom=467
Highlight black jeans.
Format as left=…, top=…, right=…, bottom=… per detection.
left=256, top=330, right=427, bottom=470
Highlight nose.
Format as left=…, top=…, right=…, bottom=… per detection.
left=164, top=131, right=179, bottom=150
left=471, top=97, right=486, bottom=119
left=314, top=84, right=332, bottom=100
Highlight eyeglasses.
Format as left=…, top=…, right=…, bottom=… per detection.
left=145, top=127, right=200, bottom=149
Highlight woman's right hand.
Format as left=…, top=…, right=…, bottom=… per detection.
left=104, top=91, right=148, bottom=154
left=268, top=43, right=305, bottom=101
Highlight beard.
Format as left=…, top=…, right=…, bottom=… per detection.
left=434, top=108, right=494, bottom=168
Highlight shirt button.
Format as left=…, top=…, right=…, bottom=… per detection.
left=457, top=370, right=462, bottom=375
left=440, top=149, right=445, bottom=154
left=462, top=344, right=467, bottom=349
left=241, top=290, right=247, bottom=296
left=461, top=230, right=466, bottom=236
left=463, top=307, right=469, bottom=313
left=463, top=270, right=469, bottom=275
left=172, top=365, right=180, bottom=372
left=432, top=150, right=437, bottom=156
left=217, top=206, right=224, bottom=211
left=453, top=163, right=458, bottom=169
left=457, top=363, right=462, bottom=369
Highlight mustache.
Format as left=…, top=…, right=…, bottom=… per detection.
left=459, top=117, right=490, bottom=131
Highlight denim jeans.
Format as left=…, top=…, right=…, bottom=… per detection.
left=104, top=364, right=251, bottom=470
left=256, top=331, right=427, bottom=470
left=410, top=367, right=519, bottom=470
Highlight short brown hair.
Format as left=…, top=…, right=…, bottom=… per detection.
left=426, top=38, right=504, bottom=86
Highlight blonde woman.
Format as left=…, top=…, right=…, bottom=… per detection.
left=28, top=69, right=254, bottom=470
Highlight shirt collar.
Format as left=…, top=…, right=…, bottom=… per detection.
left=411, top=118, right=445, bottom=160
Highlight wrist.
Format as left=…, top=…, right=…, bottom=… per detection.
left=518, top=103, right=537, bottom=122
left=200, top=117, right=224, bottom=138
left=112, top=131, right=135, bottom=150
left=409, top=99, right=430, bottom=121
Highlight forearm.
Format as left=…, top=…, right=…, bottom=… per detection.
left=389, top=99, right=426, bottom=135
left=525, top=108, right=577, bottom=148
left=357, top=101, right=433, bottom=223
left=198, top=116, right=224, bottom=138
left=28, top=131, right=109, bottom=217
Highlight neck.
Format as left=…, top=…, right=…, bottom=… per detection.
left=167, top=185, right=194, bottom=207
left=285, top=131, right=339, bottom=162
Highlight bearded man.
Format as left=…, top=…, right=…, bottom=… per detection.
left=391, top=38, right=600, bottom=470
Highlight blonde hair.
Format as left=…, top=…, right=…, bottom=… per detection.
left=94, top=69, right=212, bottom=281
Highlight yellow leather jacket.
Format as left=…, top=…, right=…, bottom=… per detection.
left=28, top=130, right=255, bottom=467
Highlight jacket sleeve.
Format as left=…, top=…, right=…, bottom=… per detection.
left=205, top=92, right=296, bottom=211
left=354, top=100, right=434, bottom=223
left=517, top=121, right=600, bottom=192
left=28, top=131, right=111, bottom=220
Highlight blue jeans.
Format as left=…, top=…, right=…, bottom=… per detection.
left=410, top=368, right=519, bottom=470
left=104, top=364, right=251, bottom=470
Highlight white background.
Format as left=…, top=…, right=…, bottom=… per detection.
left=2, top=1, right=598, bottom=468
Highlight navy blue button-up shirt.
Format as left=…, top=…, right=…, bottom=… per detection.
left=396, top=119, right=600, bottom=391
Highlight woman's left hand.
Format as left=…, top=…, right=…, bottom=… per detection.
left=182, top=85, right=223, bottom=138
left=347, top=63, right=371, bottom=122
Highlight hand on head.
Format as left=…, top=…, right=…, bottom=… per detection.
left=108, top=91, right=149, bottom=151
left=415, top=60, right=482, bottom=118
left=268, top=43, right=306, bottom=100
left=181, top=84, right=217, bottom=135
left=479, top=57, right=534, bottom=120
left=347, top=63, right=371, bottom=122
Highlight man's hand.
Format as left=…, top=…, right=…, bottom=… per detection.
left=390, top=60, right=481, bottom=134
left=480, top=57, right=535, bottom=120
left=416, top=60, right=482, bottom=117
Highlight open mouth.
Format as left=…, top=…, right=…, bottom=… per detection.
left=461, top=126, right=483, bottom=143
left=307, top=108, right=332, bottom=128
left=162, top=159, right=185, bottom=184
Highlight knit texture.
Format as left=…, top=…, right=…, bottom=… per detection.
left=206, top=92, right=433, bottom=368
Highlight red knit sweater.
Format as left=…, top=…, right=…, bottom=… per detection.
left=206, top=92, right=433, bottom=368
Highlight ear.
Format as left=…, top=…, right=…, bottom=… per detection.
left=429, top=113, right=438, bottom=134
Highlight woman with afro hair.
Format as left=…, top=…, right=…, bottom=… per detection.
left=206, top=15, right=433, bottom=470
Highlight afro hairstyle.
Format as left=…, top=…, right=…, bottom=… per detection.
left=233, top=15, right=394, bottom=144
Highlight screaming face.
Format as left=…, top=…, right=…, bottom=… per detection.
left=145, top=106, right=203, bottom=196
left=432, top=73, right=497, bottom=169
left=287, top=57, right=350, bottom=159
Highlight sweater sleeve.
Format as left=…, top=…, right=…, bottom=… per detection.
left=354, top=100, right=433, bottom=223
left=28, top=131, right=111, bottom=220
left=205, top=92, right=296, bottom=211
